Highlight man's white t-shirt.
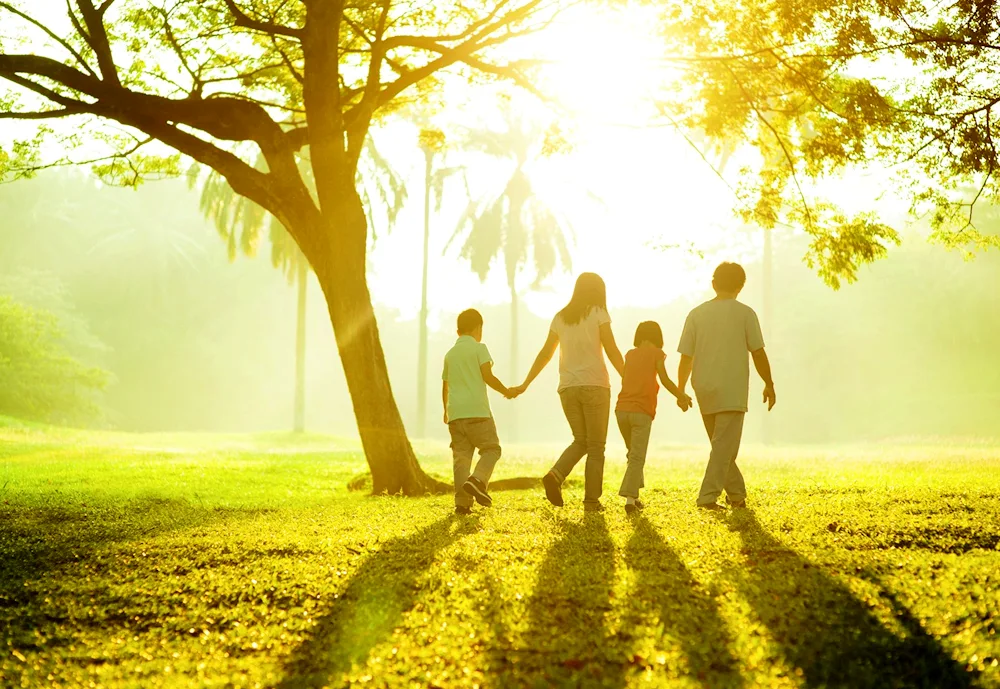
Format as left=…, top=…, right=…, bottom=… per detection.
left=677, top=299, right=765, bottom=415
left=550, top=307, right=611, bottom=392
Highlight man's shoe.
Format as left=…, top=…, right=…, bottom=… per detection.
left=624, top=502, right=638, bottom=516
left=455, top=505, right=472, bottom=515
left=634, top=499, right=646, bottom=511
left=697, top=502, right=725, bottom=512
left=584, top=502, right=604, bottom=513
left=463, top=476, right=493, bottom=507
left=542, top=472, right=564, bottom=507
left=726, top=497, right=747, bottom=509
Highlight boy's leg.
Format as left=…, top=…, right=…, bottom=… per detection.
left=696, top=412, right=744, bottom=506
left=618, top=412, right=652, bottom=499
left=580, top=386, right=611, bottom=505
left=449, top=421, right=475, bottom=508
left=550, top=387, right=588, bottom=483
left=469, top=418, right=502, bottom=488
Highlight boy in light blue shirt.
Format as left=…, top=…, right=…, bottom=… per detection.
left=442, top=309, right=515, bottom=514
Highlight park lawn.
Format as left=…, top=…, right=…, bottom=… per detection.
left=1, top=422, right=998, bottom=688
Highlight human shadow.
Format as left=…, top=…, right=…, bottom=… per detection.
left=726, top=512, right=974, bottom=688
left=277, top=513, right=480, bottom=688
left=622, top=516, right=746, bottom=688
left=0, top=497, right=244, bottom=652
left=486, top=513, right=626, bottom=688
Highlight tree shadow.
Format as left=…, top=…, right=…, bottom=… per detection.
left=486, top=513, right=627, bottom=688
left=726, top=511, right=974, bottom=688
left=622, top=515, right=746, bottom=688
left=0, top=497, right=245, bottom=651
left=277, top=513, right=480, bottom=688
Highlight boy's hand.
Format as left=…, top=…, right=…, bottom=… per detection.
left=676, top=393, right=693, bottom=412
left=763, top=384, right=776, bottom=411
left=502, top=387, right=518, bottom=400
left=508, top=384, right=526, bottom=398
left=443, top=412, right=449, bottom=424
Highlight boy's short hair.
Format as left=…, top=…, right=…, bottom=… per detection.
left=713, top=262, right=747, bottom=292
left=457, top=308, right=484, bottom=334
left=633, top=321, right=664, bottom=348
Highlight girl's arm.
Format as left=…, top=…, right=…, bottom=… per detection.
left=657, top=358, right=692, bottom=410
left=515, top=330, right=559, bottom=393
left=599, top=322, right=625, bottom=377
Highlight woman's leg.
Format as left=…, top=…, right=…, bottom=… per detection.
left=550, top=387, right=588, bottom=483
left=580, top=386, right=611, bottom=505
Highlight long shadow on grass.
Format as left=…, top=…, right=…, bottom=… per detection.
left=622, top=516, right=745, bottom=688
left=486, top=513, right=627, bottom=687
left=0, top=497, right=243, bottom=651
left=277, top=513, right=479, bottom=688
left=728, top=511, right=973, bottom=688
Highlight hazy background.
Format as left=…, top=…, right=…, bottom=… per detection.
left=2, top=169, right=998, bottom=447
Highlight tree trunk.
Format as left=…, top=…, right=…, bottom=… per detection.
left=509, top=282, right=519, bottom=442
left=309, top=206, right=447, bottom=496
left=416, top=149, right=433, bottom=438
left=293, top=254, right=308, bottom=434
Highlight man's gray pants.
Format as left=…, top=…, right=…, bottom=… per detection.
left=616, top=410, right=652, bottom=499
left=697, top=411, right=747, bottom=505
left=449, top=417, right=502, bottom=508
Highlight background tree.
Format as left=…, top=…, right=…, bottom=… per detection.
left=657, top=0, right=1000, bottom=286
left=0, top=0, right=553, bottom=494
left=195, top=138, right=406, bottom=433
left=447, top=108, right=575, bottom=438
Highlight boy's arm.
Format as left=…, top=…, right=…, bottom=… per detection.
left=677, top=354, right=693, bottom=394
left=656, top=358, right=691, bottom=410
left=515, top=330, right=559, bottom=393
left=599, top=322, right=625, bottom=377
left=442, top=381, right=449, bottom=424
left=480, top=362, right=513, bottom=398
left=751, top=348, right=776, bottom=410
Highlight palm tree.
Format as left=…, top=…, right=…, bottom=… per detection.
left=195, top=139, right=406, bottom=433
left=447, top=111, right=577, bottom=439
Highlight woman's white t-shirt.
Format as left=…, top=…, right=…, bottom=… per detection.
left=550, top=307, right=611, bottom=392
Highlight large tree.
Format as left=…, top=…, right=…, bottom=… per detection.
left=657, top=0, right=1000, bottom=286
left=0, top=0, right=552, bottom=495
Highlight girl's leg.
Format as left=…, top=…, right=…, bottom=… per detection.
left=618, top=412, right=652, bottom=500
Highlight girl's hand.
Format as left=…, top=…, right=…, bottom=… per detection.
left=676, top=393, right=693, bottom=412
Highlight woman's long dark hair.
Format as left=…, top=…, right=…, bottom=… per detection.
left=557, top=273, right=607, bottom=325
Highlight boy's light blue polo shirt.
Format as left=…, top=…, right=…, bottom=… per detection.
left=443, top=335, right=493, bottom=420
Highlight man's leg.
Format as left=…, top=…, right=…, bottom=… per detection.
left=618, top=412, right=652, bottom=499
left=470, top=418, right=502, bottom=488
left=581, top=386, right=611, bottom=505
left=550, top=388, right=588, bottom=483
left=696, top=412, right=744, bottom=506
left=722, top=414, right=747, bottom=502
left=449, top=421, right=475, bottom=508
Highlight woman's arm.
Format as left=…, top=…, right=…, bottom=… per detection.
left=514, top=330, right=559, bottom=393
left=599, top=322, right=625, bottom=378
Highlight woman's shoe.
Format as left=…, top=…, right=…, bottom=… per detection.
left=542, top=472, right=564, bottom=507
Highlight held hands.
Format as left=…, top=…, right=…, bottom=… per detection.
left=763, top=384, right=776, bottom=411
left=676, top=392, right=693, bottom=412
left=504, top=383, right=527, bottom=400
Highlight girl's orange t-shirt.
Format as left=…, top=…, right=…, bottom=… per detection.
left=616, top=346, right=666, bottom=419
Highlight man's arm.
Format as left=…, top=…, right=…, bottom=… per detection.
left=480, top=362, right=513, bottom=398
left=513, top=330, right=559, bottom=394
left=677, top=354, right=693, bottom=393
left=656, top=358, right=691, bottom=411
left=442, top=381, right=449, bottom=424
left=751, top=347, right=776, bottom=410
left=599, top=322, right=625, bottom=377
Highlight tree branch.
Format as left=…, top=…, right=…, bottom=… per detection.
left=221, top=0, right=303, bottom=39
left=0, top=2, right=97, bottom=79
left=74, top=0, right=120, bottom=86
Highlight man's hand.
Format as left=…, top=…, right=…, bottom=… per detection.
left=676, top=392, right=693, bottom=412
left=443, top=412, right=449, bottom=425
left=763, top=384, right=776, bottom=411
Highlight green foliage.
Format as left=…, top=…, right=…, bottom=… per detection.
left=0, top=296, right=108, bottom=425
left=1, top=431, right=998, bottom=687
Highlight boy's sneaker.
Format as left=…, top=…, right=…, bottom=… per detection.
left=584, top=501, right=604, bottom=513
left=463, top=476, right=492, bottom=507
left=542, top=472, right=564, bottom=507
left=726, top=497, right=747, bottom=509
left=697, top=502, right=725, bottom=512
left=455, top=505, right=473, bottom=515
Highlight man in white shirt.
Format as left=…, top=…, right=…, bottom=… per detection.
left=677, top=262, right=776, bottom=510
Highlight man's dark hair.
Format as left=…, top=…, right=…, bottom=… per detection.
left=633, top=321, right=664, bottom=348
left=713, top=262, right=747, bottom=292
left=457, top=308, right=484, bottom=334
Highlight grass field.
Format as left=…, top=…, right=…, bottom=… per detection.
left=1, top=418, right=998, bottom=688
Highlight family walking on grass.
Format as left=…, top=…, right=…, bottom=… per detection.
left=441, top=262, right=777, bottom=516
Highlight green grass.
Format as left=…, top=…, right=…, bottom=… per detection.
left=1, top=423, right=998, bottom=688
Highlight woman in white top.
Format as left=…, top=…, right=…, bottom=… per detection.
left=513, top=273, right=625, bottom=511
